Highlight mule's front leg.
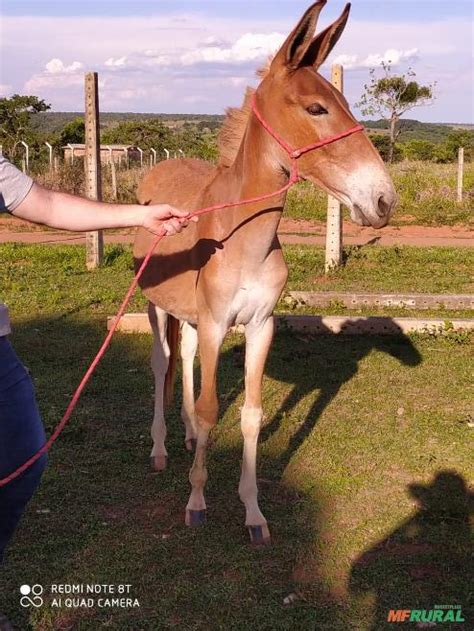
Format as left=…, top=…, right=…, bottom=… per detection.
left=180, top=321, right=198, bottom=452
left=185, top=317, right=225, bottom=527
left=148, top=303, right=170, bottom=471
left=239, top=317, right=274, bottom=544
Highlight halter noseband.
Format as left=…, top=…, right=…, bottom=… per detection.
left=251, top=92, right=364, bottom=182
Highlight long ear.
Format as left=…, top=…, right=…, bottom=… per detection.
left=300, top=2, right=351, bottom=69
left=271, top=1, right=327, bottom=71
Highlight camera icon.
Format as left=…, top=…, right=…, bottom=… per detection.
left=20, top=584, right=44, bottom=608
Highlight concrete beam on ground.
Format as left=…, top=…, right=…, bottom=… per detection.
left=289, top=291, right=474, bottom=310
left=107, top=313, right=474, bottom=335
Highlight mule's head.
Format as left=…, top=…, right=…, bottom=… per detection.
left=255, top=0, right=397, bottom=228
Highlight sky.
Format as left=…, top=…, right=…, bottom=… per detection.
left=0, top=0, right=473, bottom=123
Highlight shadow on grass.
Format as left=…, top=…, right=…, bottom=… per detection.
left=349, top=471, right=473, bottom=630
left=1, top=315, right=449, bottom=631
left=228, top=321, right=422, bottom=474
left=0, top=316, right=340, bottom=630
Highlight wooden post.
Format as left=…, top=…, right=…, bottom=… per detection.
left=84, top=72, right=104, bottom=269
left=457, top=147, right=464, bottom=202
left=110, top=158, right=117, bottom=200
left=325, top=64, right=343, bottom=273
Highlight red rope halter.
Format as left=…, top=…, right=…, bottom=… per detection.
left=0, top=93, right=364, bottom=486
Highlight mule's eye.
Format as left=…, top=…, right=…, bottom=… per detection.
left=306, top=103, right=328, bottom=116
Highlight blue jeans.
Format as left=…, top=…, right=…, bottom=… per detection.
left=0, top=337, right=47, bottom=563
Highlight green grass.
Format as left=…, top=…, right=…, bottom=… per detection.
left=285, top=160, right=474, bottom=226
left=0, top=244, right=473, bottom=630
left=2, top=243, right=473, bottom=314
left=285, top=244, right=474, bottom=295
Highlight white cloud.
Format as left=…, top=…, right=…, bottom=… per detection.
left=180, top=32, right=285, bottom=65
left=0, top=83, right=13, bottom=96
left=333, top=48, right=419, bottom=70
left=45, top=58, right=84, bottom=74
left=0, top=11, right=470, bottom=120
left=104, top=56, right=128, bottom=67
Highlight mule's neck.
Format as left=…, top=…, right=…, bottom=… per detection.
left=233, top=111, right=290, bottom=201
left=220, top=111, right=290, bottom=251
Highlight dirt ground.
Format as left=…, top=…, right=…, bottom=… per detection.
left=0, top=217, right=472, bottom=247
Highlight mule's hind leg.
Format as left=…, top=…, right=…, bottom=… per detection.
left=239, top=317, right=274, bottom=544
left=148, top=302, right=170, bottom=471
left=180, top=322, right=198, bottom=452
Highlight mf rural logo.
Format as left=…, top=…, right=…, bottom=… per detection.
left=19, top=584, right=44, bottom=608
left=387, top=605, right=465, bottom=624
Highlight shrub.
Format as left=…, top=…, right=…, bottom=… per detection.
left=369, top=134, right=403, bottom=162
left=401, top=139, right=436, bottom=161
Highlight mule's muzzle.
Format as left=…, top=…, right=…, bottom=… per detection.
left=352, top=187, right=397, bottom=229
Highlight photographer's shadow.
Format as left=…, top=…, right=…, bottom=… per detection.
left=258, top=318, right=422, bottom=472
left=348, top=471, right=473, bottom=630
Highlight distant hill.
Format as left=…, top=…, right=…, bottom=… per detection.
left=362, top=118, right=473, bottom=143
left=30, top=111, right=225, bottom=135
left=30, top=112, right=472, bottom=144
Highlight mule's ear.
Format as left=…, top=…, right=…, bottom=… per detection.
left=300, top=3, right=351, bottom=69
left=271, top=1, right=327, bottom=71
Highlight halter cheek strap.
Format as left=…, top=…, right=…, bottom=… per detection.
left=251, top=92, right=364, bottom=181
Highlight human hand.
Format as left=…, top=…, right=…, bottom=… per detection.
left=142, top=204, right=198, bottom=236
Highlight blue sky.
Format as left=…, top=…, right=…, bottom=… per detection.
left=1, top=1, right=472, bottom=122
left=2, top=0, right=473, bottom=20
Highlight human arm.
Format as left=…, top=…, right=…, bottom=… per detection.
left=12, top=183, right=195, bottom=235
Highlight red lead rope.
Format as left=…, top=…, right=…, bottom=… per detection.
left=0, top=96, right=363, bottom=487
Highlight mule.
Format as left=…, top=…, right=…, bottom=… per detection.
left=133, top=0, right=397, bottom=544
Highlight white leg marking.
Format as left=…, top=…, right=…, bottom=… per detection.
left=180, top=322, right=198, bottom=450
left=149, top=303, right=169, bottom=467
left=238, top=317, right=273, bottom=541
left=185, top=422, right=211, bottom=516
left=239, top=406, right=267, bottom=528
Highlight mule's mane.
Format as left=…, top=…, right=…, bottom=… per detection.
left=217, top=62, right=270, bottom=168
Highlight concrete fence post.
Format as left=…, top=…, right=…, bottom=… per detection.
left=457, top=147, right=464, bottom=202
left=84, top=71, right=104, bottom=269
left=325, top=64, right=344, bottom=273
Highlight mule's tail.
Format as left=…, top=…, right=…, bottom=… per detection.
left=164, top=315, right=180, bottom=408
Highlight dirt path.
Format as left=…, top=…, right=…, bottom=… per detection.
left=0, top=219, right=472, bottom=247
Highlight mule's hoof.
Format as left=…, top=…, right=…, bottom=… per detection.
left=185, top=509, right=206, bottom=527
left=150, top=455, right=167, bottom=471
left=185, top=438, right=197, bottom=453
left=248, top=524, right=271, bottom=546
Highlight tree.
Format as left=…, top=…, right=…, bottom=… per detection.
left=402, top=139, right=436, bottom=161
left=369, top=133, right=403, bottom=162
left=357, top=64, right=435, bottom=162
left=0, top=94, right=50, bottom=158
left=101, top=119, right=174, bottom=152
left=58, top=117, right=85, bottom=147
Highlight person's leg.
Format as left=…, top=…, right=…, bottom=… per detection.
left=0, top=337, right=47, bottom=563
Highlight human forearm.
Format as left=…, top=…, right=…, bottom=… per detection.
left=12, top=184, right=146, bottom=231
left=12, top=183, right=195, bottom=235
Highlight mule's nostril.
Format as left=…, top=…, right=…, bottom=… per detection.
left=377, top=195, right=391, bottom=217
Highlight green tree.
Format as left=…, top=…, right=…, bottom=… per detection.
left=402, top=139, right=436, bottom=161
left=58, top=117, right=85, bottom=147
left=0, top=94, right=50, bottom=158
left=443, top=130, right=473, bottom=160
left=357, top=64, right=435, bottom=163
left=369, top=134, right=402, bottom=162
left=101, top=119, right=174, bottom=152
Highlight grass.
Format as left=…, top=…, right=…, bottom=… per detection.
left=284, top=244, right=474, bottom=295
left=285, top=161, right=474, bottom=226
left=2, top=243, right=473, bottom=309
left=0, top=160, right=472, bottom=232
left=0, top=244, right=473, bottom=630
